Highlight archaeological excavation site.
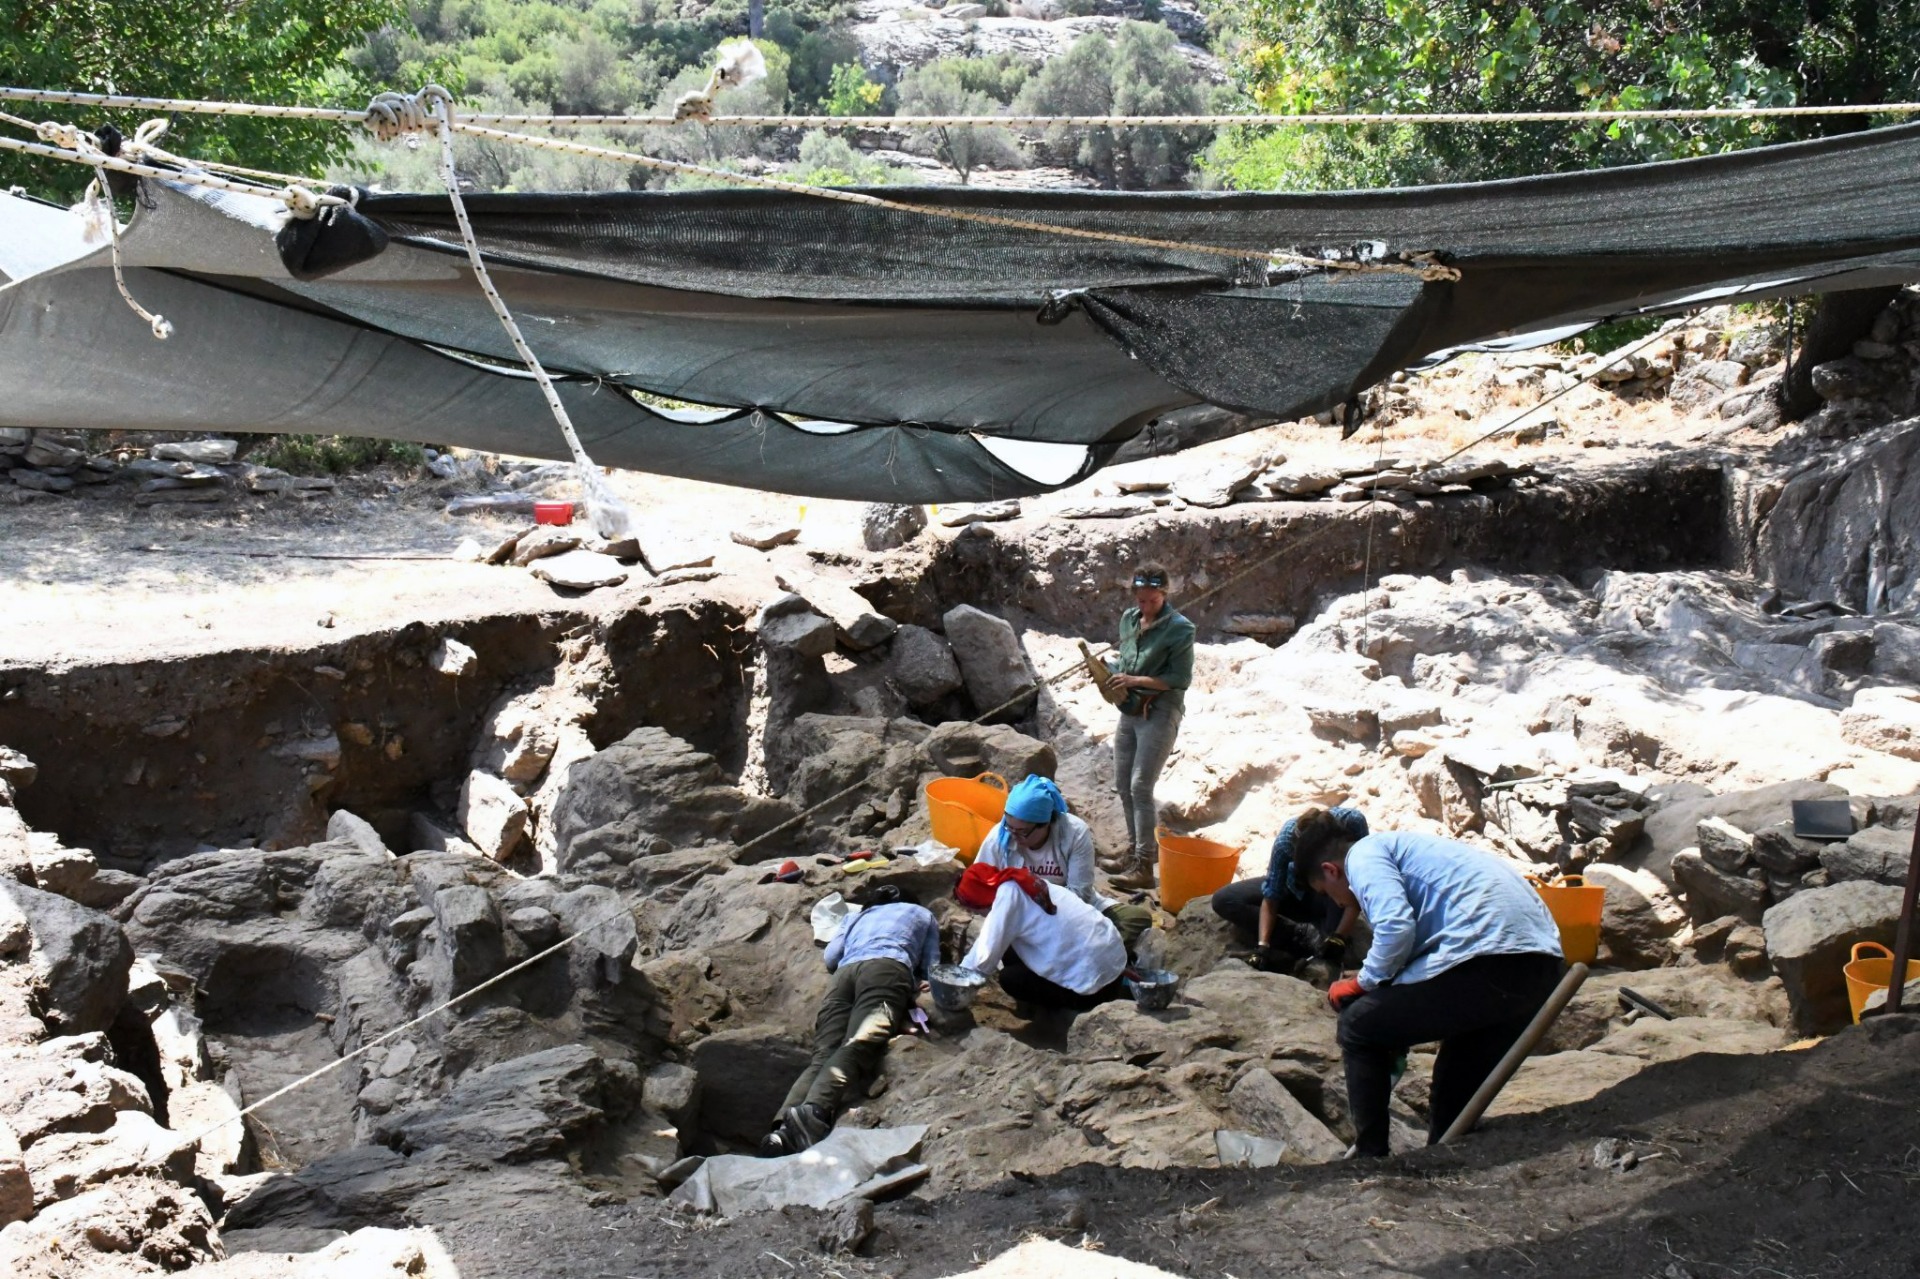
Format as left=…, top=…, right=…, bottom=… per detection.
left=2, top=283, right=1920, bottom=1278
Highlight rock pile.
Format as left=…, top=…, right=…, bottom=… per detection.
left=0, top=432, right=335, bottom=507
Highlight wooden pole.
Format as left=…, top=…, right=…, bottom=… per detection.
left=1440, top=962, right=1590, bottom=1144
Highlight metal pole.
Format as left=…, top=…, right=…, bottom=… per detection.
left=1882, top=822, right=1920, bottom=1015
left=1440, top=962, right=1590, bottom=1144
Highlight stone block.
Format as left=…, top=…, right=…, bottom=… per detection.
left=1762, top=880, right=1905, bottom=1034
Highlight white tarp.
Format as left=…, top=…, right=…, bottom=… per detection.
left=669, top=1124, right=928, bottom=1215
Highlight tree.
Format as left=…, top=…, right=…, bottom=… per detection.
left=0, top=0, right=406, bottom=201
left=1015, top=22, right=1209, bottom=187
left=896, top=61, right=1025, bottom=183
left=822, top=62, right=885, bottom=116
left=1205, top=0, right=1920, bottom=192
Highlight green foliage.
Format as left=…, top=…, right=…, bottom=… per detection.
left=823, top=62, right=886, bottom=116
left=767, top=16, right=862, bottom=111
left=1015, top=22, right=1210, bottom=187
left=896, top=62, right=1026, bottom=181
left=1206, top=0, right=1920, bottom=192
left=0, top=0, right=405, bottom=202
left=788, top=130, right=905, bottom=184
left=945, top=52, right=1039, bottom=105
left=252, top=434, right=425, bottom=475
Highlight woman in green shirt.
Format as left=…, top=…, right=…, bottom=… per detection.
left=1106, top=563, right=1196, bottom=892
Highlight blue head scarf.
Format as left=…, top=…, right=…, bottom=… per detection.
left=1264, top=806, right=1369, bottom=901
left=1004, top=775, right=1068, bottom=824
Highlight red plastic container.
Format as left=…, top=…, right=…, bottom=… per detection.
left=534, top=501, right=575, bottom=526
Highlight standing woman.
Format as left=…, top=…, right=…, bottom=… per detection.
left=1106, top=562, right=1196, bottom=892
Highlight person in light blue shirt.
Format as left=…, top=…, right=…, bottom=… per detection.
left=764, top=885, right=940, bottom=1158
left=1293, top=812, right=1563, bottom=1157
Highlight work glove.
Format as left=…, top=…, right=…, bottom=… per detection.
left=1316, top=933, right=1350, bottom=964
left=1327, top=976, right=1366, bottom=1012
left=1249, top=945, right=1290, bottom=974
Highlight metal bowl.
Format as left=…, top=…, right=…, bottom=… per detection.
left=929, top=963, right=988, bottom=1012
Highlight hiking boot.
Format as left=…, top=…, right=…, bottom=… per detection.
left=758, top=1128, right=792, bottom=1159
left=1108, top=857, right=1157, bottom=893
left=1096, top=849, right=1131, bottom=873
left=781, top=1102, right=832, bottom=1152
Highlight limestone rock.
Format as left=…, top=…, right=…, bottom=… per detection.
left=689, top=1026, right=811, bottom=1143
left=151, top=437, right=238, bottom=464
left=429, top=883, right=505, bottom=1000
left=0, top=1174, right=217, bottom=1274
left=758, top=600, right=838, bottom=658
left=474, top=692, right=564, bottom=786
left=529, top=549, right=629, bottom=591
left=0, top=1049, right=151, bottom=1147
left=171, top=1081, right=251, bottom=1178
left=0, top=1121, right=28, bottom=1227
left=731, top=523, right=801, bottom=551
left=1485, top=1050, right=1646, bottom=1118
left=1842, top=686, right=1920, bottom=760
left=509, top=524, right=582, bottom=566
left=429, top=636, right=478, bottom=677
left=936, top=499, right=1020, bottom=526
left=26, top=840, right=96, bottom=901
left=1221, top=614, right=1296, bottom=641
left=1174, top=454, right=1269, bottom=508
left=1227, top=1066, right=1347, bottom=1164
left=1306, top=699, right=1377, bottom=741
left=643, top=1062, right=702, bottom=1132
left=885, top=625, right=964, bottom=705
left=191, top=1226, right=460, bottom=1278
left=1821, top=824, right=1913, bottom=885
left=0, top=747, right=35, bottom=793
left=0, top=882, right=132, bottom=1033
left=325, top=809, right=391, bottom=859
left=1590, top=1016, right=1788, bottom=1064
left=923, top=720, right=1056, bottom=783
left=860, top=503, right=927, bottom=551
left=1670, top=849, right=1768, bottom=924
left=22, top=1108, right=195, bottom=1207
left=943, top=604, right=1037, bottom=719
left=458, top=770, right=528, bottom=861
left=1763, top=880, right=1905, bottom=1033
left=1584, top=863, right=1687, bottom=969
left=777, top=574, right=898, bottom=650
left=1066, top=999, right=1233, bottom=1068
left=1750, top=822, right=1823, bottom=876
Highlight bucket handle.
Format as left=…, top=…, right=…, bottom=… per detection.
left=975, top=772, right=1008, bottom=791
left=1531, top=874, right=1588, bottom=889
left=1851, top=941, right=1895, bottom=964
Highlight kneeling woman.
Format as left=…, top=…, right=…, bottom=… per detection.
left=955, top=862, right=1128, bottom=1011
left=975, top=774, right=1155, bottom=957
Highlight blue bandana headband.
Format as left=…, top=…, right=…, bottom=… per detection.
left=1005, top=775, right=1069, bottom=824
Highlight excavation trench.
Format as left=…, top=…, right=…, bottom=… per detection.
left=0, top=452, right=1804, bottom=1247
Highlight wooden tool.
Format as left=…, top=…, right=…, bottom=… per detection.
left=1079, top=641, right=1128, bottom=706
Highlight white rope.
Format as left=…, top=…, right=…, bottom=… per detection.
left=442, top=118, right=1460, bottom=282
left=0, top=125, right=346, bottom=211
left=6, top=83, right=1920, bottom=129
left=414, top=89, right=637, bottom=540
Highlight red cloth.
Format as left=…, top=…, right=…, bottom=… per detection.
left=956, top=863, right=1054, bottom=914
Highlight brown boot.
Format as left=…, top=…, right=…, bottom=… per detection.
left=1096, top=849, right=1131, bottom=874
left=1108, top=855, right=1157, bottom=894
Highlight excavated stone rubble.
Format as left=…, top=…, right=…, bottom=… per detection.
left=2, top=290, right=1920, bottom=1273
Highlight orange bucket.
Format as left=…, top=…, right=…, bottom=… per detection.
left=1155, top=827, right=1241, bottom=914
left=922, top=772, right=1008, bottom=865
left=1532, top=874, right=1605, bottom=965
left=1844, top=941, right=1920, bottom=1024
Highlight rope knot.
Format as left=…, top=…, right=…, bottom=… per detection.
left=365, top=85, right=455, bottom=143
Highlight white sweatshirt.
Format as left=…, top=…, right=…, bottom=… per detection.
left=974, top=811, right=1112, bottom=910
left=962, top=880, right=1127, bottom=995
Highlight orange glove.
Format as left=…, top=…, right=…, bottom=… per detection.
left=1328, top=977, right=1366, bottom=1011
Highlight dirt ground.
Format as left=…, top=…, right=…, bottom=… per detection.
left=412, top=1015, right=1920, bottom=1279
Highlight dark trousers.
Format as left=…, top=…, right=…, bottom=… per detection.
left=1000, top=952, right=1127, bottom=1012
left=1338, top=952, right=1563, bottom=1156
left=1210, top=878, right=1331, bottom=958
left=781, top=958, right=916, bottom=1118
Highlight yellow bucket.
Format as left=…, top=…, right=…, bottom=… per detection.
left=1155, top=828, right=1241, bottom=915
left=1533, top=874, right=1605, bottom=965
left=923, top=772, right=1008, bottom=865
left=1844, top=941, right=1920, bottom=1024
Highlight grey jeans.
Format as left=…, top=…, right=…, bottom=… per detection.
left=1113, top=700, right=1182, bottom=860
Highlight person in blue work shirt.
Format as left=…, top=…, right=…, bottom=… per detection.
left=1210, top=805, right=1363, bottom=978
left=1294, top=811, right=1564, bottom=1157
left=762, top=884, right=941, bottom=1157
left=976, top=774, right=1155, bottom=957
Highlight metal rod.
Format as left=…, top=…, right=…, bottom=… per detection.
left=1884, top=823, right=1920, bottom=1015
left=1440, top=962, right=1590, bottom=1144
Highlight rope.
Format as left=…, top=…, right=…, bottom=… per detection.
left=441, top=119, right=1460, bottom=281
left=6, top=83, right=1920, bottom=128
left=411, top=88, right=637, bottom=541
left=0, top=119, right=345, bottom=211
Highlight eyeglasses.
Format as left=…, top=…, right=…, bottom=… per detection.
left=1005, top=818, right=1049, bottom=839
